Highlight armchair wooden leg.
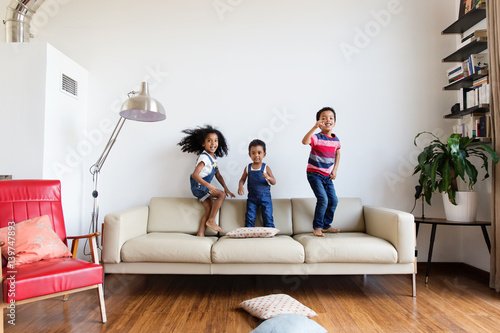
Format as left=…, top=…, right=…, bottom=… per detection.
left=97, top=284, right=107, bottom=323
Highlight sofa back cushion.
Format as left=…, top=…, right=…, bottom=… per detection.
left=291, top=198, right=365, bottom=234
left=219, top=199, right=293, bottom=236
left=148, top=197, right=218, bottom=236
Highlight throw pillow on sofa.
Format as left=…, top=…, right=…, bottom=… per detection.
left=226, top=227, right=280, bottom=238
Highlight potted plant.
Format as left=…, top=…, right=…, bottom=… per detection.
left=413, top=131, right=499, bottom=221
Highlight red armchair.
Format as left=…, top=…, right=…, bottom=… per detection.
left=0, top=180, right=106, bottom=331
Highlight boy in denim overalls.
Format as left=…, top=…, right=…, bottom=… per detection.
left=238, top=139, right=276, bottom=227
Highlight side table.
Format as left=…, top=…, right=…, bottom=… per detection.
left=414, top=217, right=491, bottom=283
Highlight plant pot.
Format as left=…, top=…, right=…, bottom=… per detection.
left=442, top=192, right=478, bottom=222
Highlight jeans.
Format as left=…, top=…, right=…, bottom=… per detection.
left=245, top=190, right=274, bottom=227
left=307, top=171, right=338, bottom=230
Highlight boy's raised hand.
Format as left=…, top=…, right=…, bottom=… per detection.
left=315, top=120, right=325, bottom=128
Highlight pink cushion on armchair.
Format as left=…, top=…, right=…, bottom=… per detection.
left=0, top=215, right=72, bottom=267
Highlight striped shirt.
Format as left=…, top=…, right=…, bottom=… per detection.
left=307, top=133, right=341, bottom=176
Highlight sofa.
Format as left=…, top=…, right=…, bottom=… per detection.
left=102, top=197, right=416, bottom=296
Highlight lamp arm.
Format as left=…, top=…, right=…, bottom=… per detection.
left=89, top=116, right=127, bottom=249
left=90, top=117, right=127, bottom=174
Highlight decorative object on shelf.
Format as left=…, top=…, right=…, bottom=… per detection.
left=89, top=82, right=166, bottom=247
left=413, top=132, right=498, bottom=222
left=459, top=0, right=484, bottom=19
left=451, top=103, right=461, bottom=114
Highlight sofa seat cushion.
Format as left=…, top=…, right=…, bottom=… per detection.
left=212, top=236, right=304, bottom=263
left=293, top=233, right=397, bottom=263
left=121, top=233, right=218, bottom=264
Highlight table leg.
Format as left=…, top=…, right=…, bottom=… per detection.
left=416, top=222, right=420, bottom=237
left=425, top=224, right=437, bottom=284
left=481, top=225, right=491, bottom=254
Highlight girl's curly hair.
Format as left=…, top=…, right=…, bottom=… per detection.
left=178, top=125, right=229, bottom=158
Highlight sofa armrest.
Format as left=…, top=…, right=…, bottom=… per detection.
left=102, top=206, right=149, bottom=264
left=363, top=205, right=415, bottom=264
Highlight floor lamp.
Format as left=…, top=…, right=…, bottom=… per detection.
left=89, top=82, right=166, bottom=248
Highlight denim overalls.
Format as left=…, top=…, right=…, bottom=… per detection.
left=190, top=152, right=217, bottom=202
left=245, top=163, right=274, bottom=227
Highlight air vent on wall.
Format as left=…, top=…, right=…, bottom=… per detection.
left=61, top=73, right=78, bottom=98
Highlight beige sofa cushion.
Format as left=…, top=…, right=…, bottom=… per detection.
left=219, top=199, right=293, bottom=236
left=291, top=198, right=365, bottom=234
left=148, top=197, right=218, bottom=236
left=121, top=233, right=218, bottom=263
left=212, top=235, right=304, bottom=263
left=293, top=233, right=397, bottom=263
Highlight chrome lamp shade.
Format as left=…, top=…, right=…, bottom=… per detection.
left=119, top=82, right=166, bottom=122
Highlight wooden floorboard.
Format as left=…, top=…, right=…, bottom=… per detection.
left=3, top=263, right=500, bottom=332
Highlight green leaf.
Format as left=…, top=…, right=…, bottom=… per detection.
left=447, top=135, right=460, bottom=154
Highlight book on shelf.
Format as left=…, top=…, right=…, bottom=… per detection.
left=449, top=74, right=465, bottom=83
left=459, top=88, right=465, bottom=110
left=472, top=76, right=488, bottom=87
left=447, top=64, right=463, bottom=77
left=477, top=115, right=491, bottom=138
left=460, top=30, right=487, bottom=48
left=472, top=76, right=489, bottom=104
left=468, top=53, right=488, bottom=75
left=459, top=113, right=487, bottom=138
left=480, top=83, right=489, bottom=104
left=461, top=29, right=487, bottom=44
left=466, top=89, right=476, bottom=108
left=447, top=62, right=469, bottom=82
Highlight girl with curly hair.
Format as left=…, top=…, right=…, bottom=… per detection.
left=178, top=125, right=235, bottom=236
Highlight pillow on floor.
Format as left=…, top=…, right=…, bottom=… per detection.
left=226, top=227, right=279, bottom=238
left=251, top=314, right=327, bottom=333
left=240, top=294, right=317, bottom=319
left=0, top=215, right=72, bottom=267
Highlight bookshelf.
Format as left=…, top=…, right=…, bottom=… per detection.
left=443, top=69, right=488, bottom=90
left=443, top=104, right=489, bottom=119
left=442, top=37, right=487, bottom=62
left=442, top=3, right=486, bottom=34
left=441, top=1, right=489, bottom=142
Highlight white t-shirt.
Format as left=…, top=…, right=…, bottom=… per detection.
left=196, top=152, right=217, bottom=178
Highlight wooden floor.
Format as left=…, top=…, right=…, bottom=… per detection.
left=4, top=263, right=500, bottom=332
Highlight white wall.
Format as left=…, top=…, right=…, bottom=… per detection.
left=43, top=43, right=89, bottom=236
left=2, top=0, right=493, bottom=270
left=0, top=42, right=88, bottom=238
left=0, top=43, right=47, bottom=178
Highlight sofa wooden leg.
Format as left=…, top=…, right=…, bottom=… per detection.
left=412, top=254, right=417, bottom=297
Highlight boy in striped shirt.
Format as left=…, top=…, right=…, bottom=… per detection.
left=302, top=107, right=341, bottom=237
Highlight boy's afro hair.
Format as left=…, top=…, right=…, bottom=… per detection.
left=178, top=124, right=229, bottom=158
